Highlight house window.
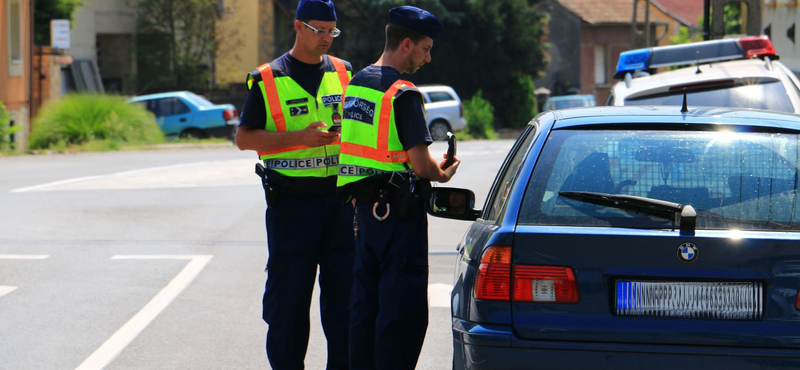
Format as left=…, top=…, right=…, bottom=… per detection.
left=8, top=0, right=23, bottom=76
left=594, top=45, right=607, bottom=85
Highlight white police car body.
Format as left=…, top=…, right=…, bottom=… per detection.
left=608, top=36, right=800, bottom=113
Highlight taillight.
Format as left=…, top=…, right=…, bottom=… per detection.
left=223, top=109, right=235, bottom=121
left=513, top=265, right=579, bottom=303
left=796, top=287, right=800, bottom=310
left=459, top=103, right=463, bottom=118
left=738, top=36, right=776, bottom=58
left=474, top=246, right=511, bottom=301
left=474, top=246, right=580, bottom=303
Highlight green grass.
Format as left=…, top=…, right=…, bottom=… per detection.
left=30, top=94, right=165, bottom=151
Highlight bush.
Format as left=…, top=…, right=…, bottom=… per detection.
left=505, top=73, right=538, bottom=128
left=30, top=94, right=164, bottom=150
left=463, top=90, right=498, bottom=140
left=0, top=101, right=21, bottom=152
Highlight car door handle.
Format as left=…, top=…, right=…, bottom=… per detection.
left=180, top=118, right=187, bottom=122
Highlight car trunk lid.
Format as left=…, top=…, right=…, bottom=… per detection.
left=509, top=227, right=800, bottom=349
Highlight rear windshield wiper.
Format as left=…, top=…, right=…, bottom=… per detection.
left=558, top=191, right=697, bottom=235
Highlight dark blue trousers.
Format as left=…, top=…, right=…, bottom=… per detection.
left=263, top=194, right=355, bottom=370
left=349, top=200, right=429, bottom=370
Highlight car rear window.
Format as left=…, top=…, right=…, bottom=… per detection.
left=426, top=91, right=455, bottom=103
left=624, top=81, right=795, bottom=113
left=519, top=129, right=800, bottom=231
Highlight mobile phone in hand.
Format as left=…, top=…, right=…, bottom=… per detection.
left=444, top=132, right=456, bottom=168
left=329, top=124, right=342, bottom=133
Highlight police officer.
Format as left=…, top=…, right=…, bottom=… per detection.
left=235, top=1, right=354, bottom=369
left=336, top=6, right=459, bottom=370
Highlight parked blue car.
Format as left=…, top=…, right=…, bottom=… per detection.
left=129, top=91, right=239, bottom=139
left=431, top=106, right=800, bottom=369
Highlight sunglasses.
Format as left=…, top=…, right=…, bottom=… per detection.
left=300, top=21, right=341, bottom=37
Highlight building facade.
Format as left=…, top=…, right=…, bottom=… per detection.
left=0, top=0, right=32, bottom=151
left=536, top=0, right=699, bottom=104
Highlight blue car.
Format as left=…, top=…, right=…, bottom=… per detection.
left=129, top=91, right=239, bottom=139
left=430, top=106, right=800, bottom=369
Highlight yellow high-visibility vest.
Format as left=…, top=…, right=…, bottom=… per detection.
left=337, top=79, right=417, bottom=187
left=247, top=55, right=351, bottom=177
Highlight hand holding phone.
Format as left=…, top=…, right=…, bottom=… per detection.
left=329, top=124, right=341, bottom=133
left=443, top=132, right=456, bottom=168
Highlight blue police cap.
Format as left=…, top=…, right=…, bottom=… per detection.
left=389, top=6, right=443, bottom=40
left=296, top=0, right=337, bottom=21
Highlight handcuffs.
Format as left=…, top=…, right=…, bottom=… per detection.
left=372, top=189, right=391, bottom=221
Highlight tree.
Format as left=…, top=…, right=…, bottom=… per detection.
left=333, top=0, right=548, bottom=127
left=34, top=0, right=83, bottom=46
left=134, top=0, right=238, bottom=92
left=672, top=2, right=743, bottom=45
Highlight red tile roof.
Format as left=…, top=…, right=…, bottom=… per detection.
left=652, top=0, right=704, bottom=27
left=558, top=0, right=646, bottom=24
left=558, top=0, right=702, bottom=27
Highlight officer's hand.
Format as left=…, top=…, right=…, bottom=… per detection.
left=441, top=159, right=461, bottom=183
left=440, top=154, right=460, bottom=169
left=300, top=121, right=339, bottom=147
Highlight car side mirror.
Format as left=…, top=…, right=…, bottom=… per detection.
left=427, top=187, right=480, bottom=221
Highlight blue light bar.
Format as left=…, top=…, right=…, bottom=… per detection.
left=648, top=38, right=744, bottom=68
left=615, top=49, right=651, bottom=77
left=614, top=37, right=777, bottom=79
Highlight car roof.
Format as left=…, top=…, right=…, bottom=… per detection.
left=546, top=106, right=800, bottom=131
left=546, top=95, right=595, bottom=101
left=128, top=91, right=194, bottom=101
left=614, top=59, right=785, bottom=98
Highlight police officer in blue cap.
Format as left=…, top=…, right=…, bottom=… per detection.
left=336, top=6, right=460, bottom=370
left=235, top=0, right=355, bottom=369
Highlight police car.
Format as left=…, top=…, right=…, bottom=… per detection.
left=608, top=36, right=800, bottom=113
left=430, top=106, right=800, bottom=369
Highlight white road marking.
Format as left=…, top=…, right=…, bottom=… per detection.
left=10, top=160, right=256, bottom=193
left=0, top=286, right=18, bottom=298
left=0, top=255, right=49, bottom=299
left=0, top=254, right=50, bottom=259
left=75, top=255, right=213, bottom=370
left=429, top=283, right=453, bottom=308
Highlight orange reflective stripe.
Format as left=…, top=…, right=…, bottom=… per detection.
left=340, top=142, right=409, bottom=163
left=377, top=80, right=415, bottom=152
left=340, top=80, right=414, bottom=162
left=328, top=55, right=350, bottom=101
left=258, top=63, right=287, bottom=132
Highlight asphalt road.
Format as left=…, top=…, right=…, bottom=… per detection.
left=0, top=139, right=515, bottom=370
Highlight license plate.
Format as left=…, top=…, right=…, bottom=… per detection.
left=615, top=281, right=763, bottom=320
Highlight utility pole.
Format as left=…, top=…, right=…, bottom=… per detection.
left=29, top=0, right=36, bottom=120
left=703, top=0, right=710, bottom=40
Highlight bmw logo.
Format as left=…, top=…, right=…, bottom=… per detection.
left=677, top=243, right=698, bottom=263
